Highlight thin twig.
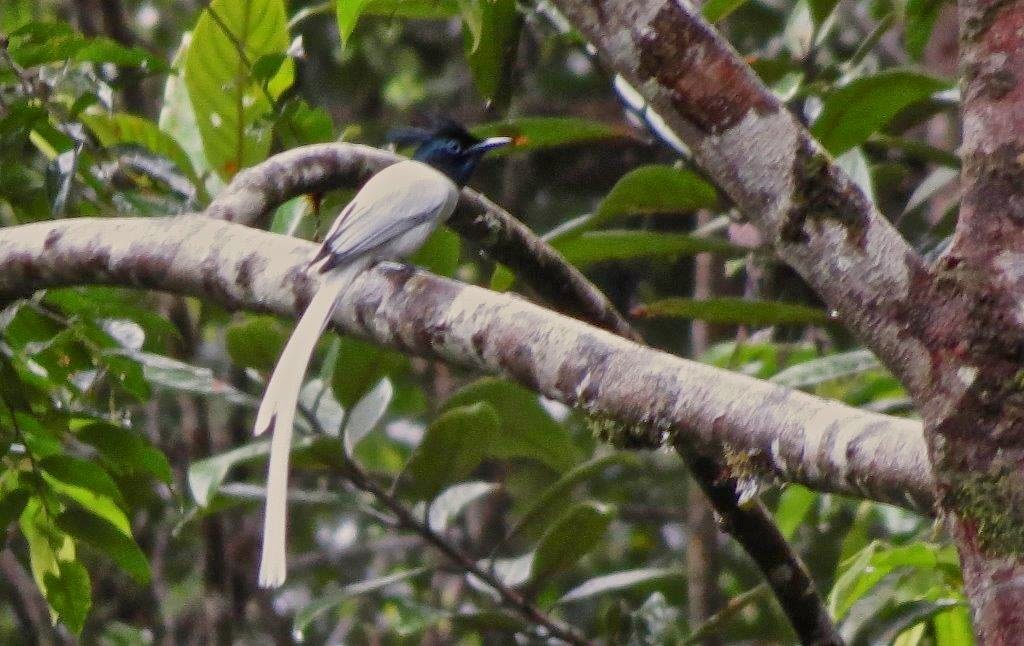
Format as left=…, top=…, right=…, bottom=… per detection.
left=339, top=459, right=592, bottom=645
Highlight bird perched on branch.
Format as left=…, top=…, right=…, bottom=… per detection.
left=253, top=121, right=511, bottom=587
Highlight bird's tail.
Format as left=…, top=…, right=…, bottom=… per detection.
left=255, top=260, right=367, bottom=588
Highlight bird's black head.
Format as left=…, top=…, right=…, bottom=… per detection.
left=388, top=120, right=511, bottom=186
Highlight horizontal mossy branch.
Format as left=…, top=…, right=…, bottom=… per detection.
left=0, top=215, right=934, bottom=512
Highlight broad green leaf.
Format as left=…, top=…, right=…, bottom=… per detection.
left=293, top=567, right=429, bottom=638
left=905, top=0, right=946, bottom=59
left=812, top=71, right=951, bottom=155
left=554, top=231, right=738, bottom=268
left=7, top=23, right=164, bottom=71
left=189, top=439, right=274, bottom=506
left=81, top=112, right=199, bottom=186
left=444, top=378, right=579, bottom=472
left=403, top=403, right=499, bottom=500
left=336, top=0, right=461, bottom=47
left=773, top=485, right=816, bottom=540
left=132, top=352, right=256, bottom=407
left=159, top=34, right=218, bottom=193
left=43, top=560, right=91, bottom=635
left=183, top=0, right=294, bottom=179
left=343, top=378, right=393, bottom=456
left=45, top=287, right=180, bottom=351
left=702, top=0, right=750, bottom=22
left=808, top=0, right=840, bottom=27
left=558, top=567, right=680, bottom=604
left=40, top=455, right=130, bottom=533
left=20, top=499, right=82, bottom=631
left=933, top=604, right=974, bottom=646
left=474, top=117, right=627, bottom=154
left=587, top=166, right=718, bottom=229
left=463, top=0, right=519, bottom=102
left=531, top=502, right=612, bottom=582
left=458, top=0, right=485, bottom=52
left=336, top=0, right=373, bottom=49
left=426, top=481, right=498, bottom=532
left=508, top=453, right=637, bottom=539
left=57, top=507, right=151, bottom=583
left=854, top=599, right=962, bottom=646
left=770, top=349, right=882, bottom=389
left=635, top=297, right=830, bottom=326
left=829, top=541, right=961, bottom=619
left=226, top=315, right=288, bottom=372
left=74, top=420, right=174, bottom=484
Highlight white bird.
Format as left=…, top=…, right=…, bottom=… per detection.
left=254, top=122, right=511, bottom=587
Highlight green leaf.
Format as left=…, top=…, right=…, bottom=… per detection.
left=57, top=507, right=151, bottom=583
left=531, top=502, right=611, bottom=582
left=159, top=35, right=218, bottom=193
left=343, top=378, right=393, bottom=456
left=336, top=0, right=373, bottom=50
left=0, top=488, right=31, bottom=529
left=773, top=485, right=816, bottom=540
left=183, top=0, right=294, bottom=179
left=81, top=112, right=199, bottom=185
left=444, top=378, right=579, bottom=472
left=293, top=568, right=429, bottom=638
left=829, top=541, right=961, bottom=619
left=188, top=440, right=272, bottom=507
left=933, top=603, right=974, bottom=646
left=74, top=420, right=174, bottom=485
left=905, top=0, right=946, bottom=59
left=226, top=315, right=288, bottom=372
left=20, top=499, right=84, bottom=633
left=43, top=560, right=91, bottom=635
left=509, top=453, right=637, bottom=539
left=811, top=70, right=951, bottom=155
left=474, top=117, right=628, bottom=154
left=426, top=481, right=498, bottom=532
left=277, top=99, right=336, bottom=147
left=635, top=297, right=830, bottom=325
left=403, top=403, right=499, bottom=500
left=132, top=352, right=256, bottom=407
left=363, top=0, right=460, bottom=18
left=40, top=455, right=130, bottom=533
left=702, top=0, right=750, bottom=22
left=558, top=567, right=680, bottom=604
left=463, top=0, right=519, bottom=102
left=588, top=166, right=718, bottom=229
left=770, top=349, right=882, bottom=389
left=554, top=231, right=738, bottom=268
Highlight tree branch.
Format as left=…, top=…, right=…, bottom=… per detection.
left=547, top=0, right=939, bottom=402
left=0, top=216, right=934, bottom=512
left=205, top=143, right=640, bottom=342
left=210, top=144, right=838, bottom=642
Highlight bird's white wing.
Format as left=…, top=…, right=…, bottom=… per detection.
left=314, top=160, right=458, bottom=270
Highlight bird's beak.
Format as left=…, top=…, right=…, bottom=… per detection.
left=469, top=136, right=513, bottom=154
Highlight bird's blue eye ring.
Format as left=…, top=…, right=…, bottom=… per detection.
left=445, top=140, right=461, bottom=153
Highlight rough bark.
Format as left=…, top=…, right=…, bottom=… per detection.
left=0, top=216, right=933, bottom=513
left=939, top=0, right=1024, bottom=639
left=548, top=0, right=1024, bottom=637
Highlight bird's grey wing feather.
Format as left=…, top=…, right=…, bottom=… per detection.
left=317, top=161, right=457, bottom=269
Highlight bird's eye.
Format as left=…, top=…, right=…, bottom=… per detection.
left=445, top=140, right=462, bottom=154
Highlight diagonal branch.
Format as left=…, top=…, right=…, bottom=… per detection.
left=0, top=215, right=934, bottom=513
left=548, top=0, right=938, bottom=403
